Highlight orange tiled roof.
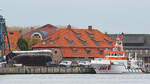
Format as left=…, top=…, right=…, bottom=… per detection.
left=33, top=25, right=114, bottom=57
left=33, top=27, right=114, bottom=48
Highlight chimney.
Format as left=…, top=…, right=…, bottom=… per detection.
left=67, top=24, right=71, bottom=30
left=105, top=32, right=108, bottom=35
left=88, top=26, right=92, bottom=31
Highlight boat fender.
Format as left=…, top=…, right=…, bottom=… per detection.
left=110, top=61, right=114, bottom=65
left=142, top=67, right=145, bottom=72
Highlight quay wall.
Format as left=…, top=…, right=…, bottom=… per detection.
left=144, top=67, right=150, bottom=73
left=0, top=67, right=95, bottom=74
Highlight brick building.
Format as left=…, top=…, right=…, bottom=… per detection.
left=23, top=24, right=58, bottom=40
left=32, top=25, right=114, bottom=63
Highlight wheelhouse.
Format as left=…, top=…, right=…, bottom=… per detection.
left=104, top=51, right=126, bottom=60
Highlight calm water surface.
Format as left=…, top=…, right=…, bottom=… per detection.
left=0, top=73, right=150, bottom=84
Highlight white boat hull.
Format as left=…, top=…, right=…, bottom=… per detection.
left=91, top=64, right=127, bottom=74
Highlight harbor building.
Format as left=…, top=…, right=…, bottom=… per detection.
left=107, top=34, right=150, bottom=63
left=32, top=25, right=114, bottom=63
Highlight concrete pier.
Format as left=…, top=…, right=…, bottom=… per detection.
left=0, top=66, right=95, bottom=74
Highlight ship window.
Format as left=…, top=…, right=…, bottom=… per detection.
left=105, top=53, right=109, bottom=56
left=99, top=50, right=103, bottom=55
left=118, top=53, right=120, bottom=56
left=119, top=53, right=123, bottom=56
left=117, top=53, right=120, bottom=56
left=86, top=50, right=90, bottom=54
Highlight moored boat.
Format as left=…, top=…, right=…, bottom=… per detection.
left=90, top=34, right=142, bottom=74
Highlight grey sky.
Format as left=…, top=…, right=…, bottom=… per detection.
left=0, top=0, right=150, bottom=33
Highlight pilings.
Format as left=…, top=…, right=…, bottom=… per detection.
left=0, top=66, right=95, bottom=74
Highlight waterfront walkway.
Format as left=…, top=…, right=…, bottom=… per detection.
left=0, top=66, right=95, bottom=74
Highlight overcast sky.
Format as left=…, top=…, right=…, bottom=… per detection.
left=0, top=0, right=150, bottom=33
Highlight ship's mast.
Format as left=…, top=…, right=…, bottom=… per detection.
left=113, top=34, right=124, bottom=51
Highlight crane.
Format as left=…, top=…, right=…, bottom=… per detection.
left=0, top=15, right=10, bottom=62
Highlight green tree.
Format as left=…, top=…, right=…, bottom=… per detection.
left=25, top=38, right=32, bottom=50
left=17, top=37, right=29, bottom=50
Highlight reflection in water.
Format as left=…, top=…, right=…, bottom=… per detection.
left=0, top=74, right=150, bottom=84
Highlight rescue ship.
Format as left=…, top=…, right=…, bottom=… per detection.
left=90, top=34, right=129, bottom=73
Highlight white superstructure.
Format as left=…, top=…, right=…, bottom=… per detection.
left=90, top=34, right=144, bottom=74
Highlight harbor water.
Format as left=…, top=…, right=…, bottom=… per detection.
left=0, top=74, right=150, bottom=84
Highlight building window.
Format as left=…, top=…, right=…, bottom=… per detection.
left=99, top=50, right=104, bottom=55
left=96, top=41, right=100, bottom=46
left=50, top=41, right=54, bottom=44
left=89, top=34, right=94, bottom=38
left=145, top=50, right=148, bottom=54
left=34, top=34, right=41, bottom=38
left=73, top=50, right=77, bottom=54
left=126, top=50, right=129, bottom=52
left=77, top=34, right=80, bottom=38
left=86, top=50, right=90, bottom=54
left=69, top=41, right=74, bottom=45
left=42, top=41, right=46, bottom=45
left=140, top=50, right=142, bottom=54
left=83, top=41, right=87, bottom=46
left=109, top=42, right=112, bottom=46
left=9, top=32, right=14, bottom=35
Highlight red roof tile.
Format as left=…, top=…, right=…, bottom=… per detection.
left=33, top=28, right=114, bottom=48
left=33, top=25, right=114, bottom=58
